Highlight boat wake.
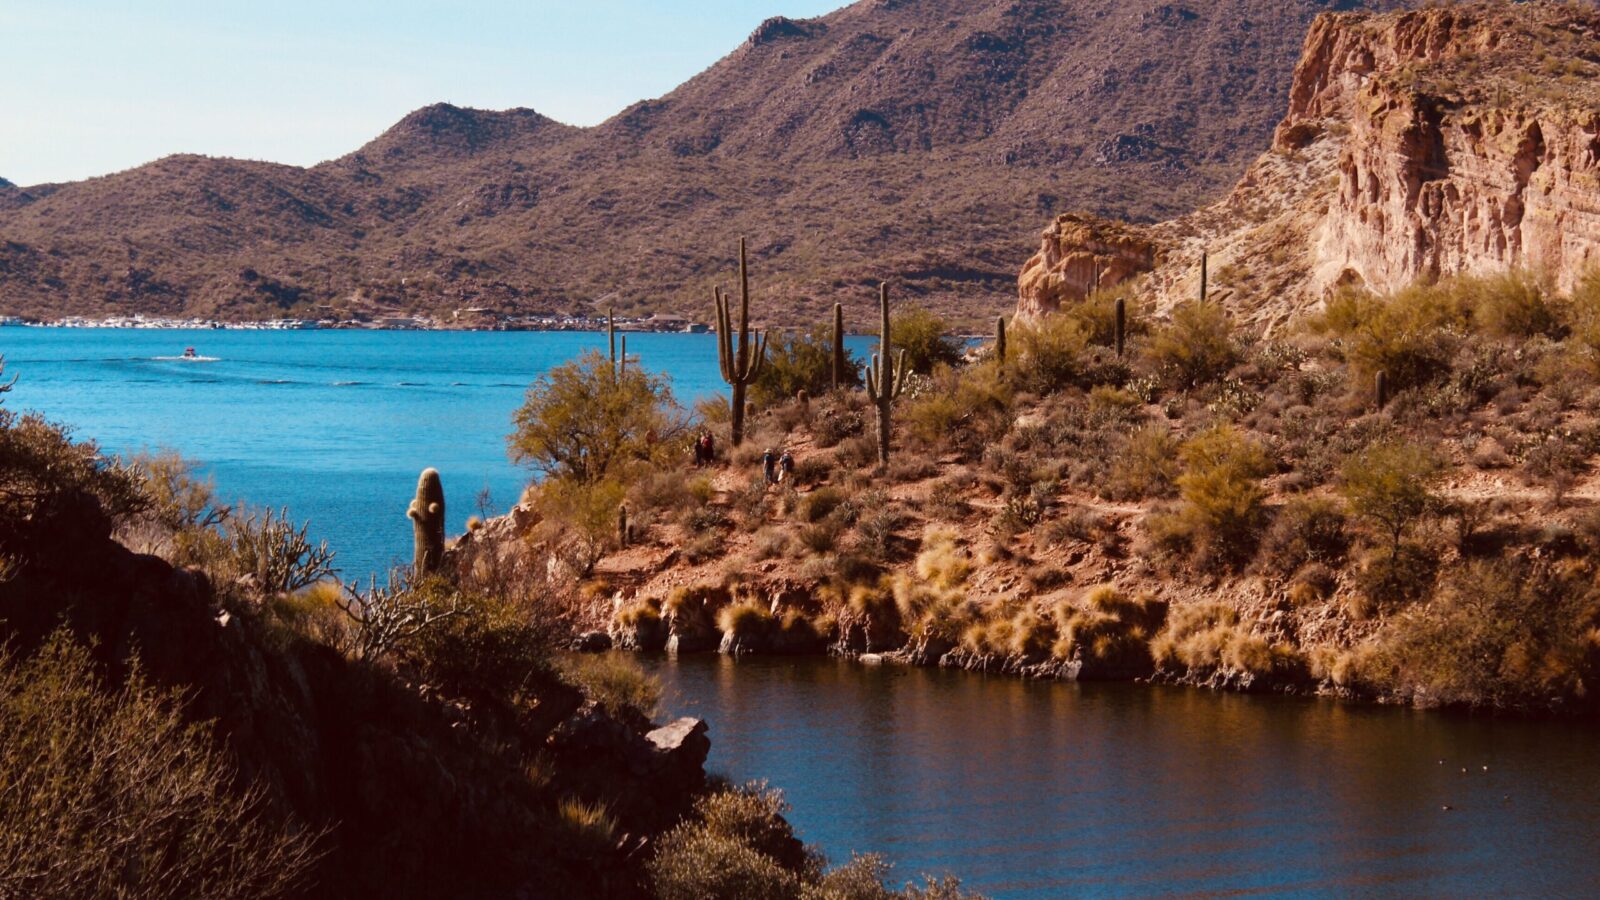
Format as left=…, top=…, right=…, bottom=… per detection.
left=152, top=355, right=222, bottom=362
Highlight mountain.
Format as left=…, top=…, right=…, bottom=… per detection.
left=0, top=0, right=1403, bottom=328
left=1017, top=1, right=1600, bottom=332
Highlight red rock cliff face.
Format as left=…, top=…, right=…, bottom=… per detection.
left=1018, top=3, right=1600, bottom=325
left=1296, top=7, right=1600, bottom=295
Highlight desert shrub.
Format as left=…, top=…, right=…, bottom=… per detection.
left=1350, top=542, right=1438, bottom=615
left=553, top=798, right=619, bottom=860
left=854, top=505, right=904, bottom=562
left=1151, top=603, right=1296, bottom=677
left=557, top=653, right=661, bottom=719
left=1145, top=301, right=1239, bottom=389
left=1147, top=425, right=1271, bottom=568
left=126, top=449, right=230, bottom=532
left=1257, top=496, right=1350, bottom=576
left=534, top=477, right=627, bottom=576
left=510, top=349, right=689, bottom=483
left=834, top=434, right=879, bottom=469
left=1339, top=438, right=1443, bottom=561
left=792, top=455, right=833, bottom=486
left=800, top=487, right=847, bottom=523
left=1314, top=282, right=1466, bottom=390
left=0, top=633, right=320, bottom=899
left=750, top=325, right=864, bottom=409
left=1365, top=559, right=1600, bottom=710
left=812, top=394, right=867, bottom=448
left=334, top=570, right=461, bottom=660
left=1011, top=314, right=1091, bottom=394
left=1464, top=270, right=1563, bottom=339
left=752, top=528, right=792, bottom=561
left=0, top=410, right=149, bottom=561
left=1062, top=282, right=1145, bottom=347
left=1105, top=423, right=1180, bottom=500
left=890, top=309, right=965, bottom=374
left=682, top=530, right=727, bottom=564
left=1052, top=585, right=1168, bottom=670
left=649, top=783, right=815, bottom=900
left=903, top=361, right=1012, bottom=456
left=718, top=599, right=776, bottom=638
left=224, top=506, right=336, bottom=594
left=1522, top=432, right=1591, bottom=504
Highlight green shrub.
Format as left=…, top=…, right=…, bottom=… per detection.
left=1464, top=270, right=1562, bottom=339
left=750, top=326, right=864, bottom=409
left=1365, top=558, right=1600, bottom=710
left=0, top=633, right=320, bottom=899
left=800, top=487, right=847, bottom=523
left=1350, top=542, right=1438, bottom=616
left=889, top=309, right=965, bottom=374
left=903, top=362, right=1012, bottom=455
left=1105, top=423, right=1180, bottom=500
left=1314, top=283, right=1465, bottom=390
left=1339, top=438, right=1443, bottom=561
left=1145, top=301, right=1239, bottom=388
left=0, top=410, right=149, bottom=560
left=1151, top=424, right=1272, bottom=568
left=224, top=506, right=336, bottom=594
left=1012, top=315, right=1091, bottom=394
left=510, top=349, right=688, bottom=483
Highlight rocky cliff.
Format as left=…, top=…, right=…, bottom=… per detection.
left=1019, top=1, right=1600, bottom=328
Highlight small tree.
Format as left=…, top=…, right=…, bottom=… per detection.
left=1146, top=301, right=1238, bottom=389
left=509, top=349, right=686, bottom=484
left=1166, top=424, right=1272, bottom=567
left=1340, top=438, right=1443, bottom=562
left=887, top=308, right=964, bottom=374
left=749, top=325, right=862, bottom=409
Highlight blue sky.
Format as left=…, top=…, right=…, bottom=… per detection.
left=0, top=0, right=848, bottom=186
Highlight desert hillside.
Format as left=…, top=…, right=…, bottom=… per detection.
left=0, top=0, right=1401, bottom=327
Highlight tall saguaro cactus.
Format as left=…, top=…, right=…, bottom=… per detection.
left=1114, top=297, right=1127, bottom=358
left=832, top=303, right=846, bottom=390
left=1199, top=251, right=1209, bottom=304
left=995, top=315, right=1008, bottom=366
left=866, top=283, right=909, bottom=469
left=714, top=238, right=769, bottom=447
left=408, top=468, right=446, bottom=575
left=607, top=309, right=627, bottom=377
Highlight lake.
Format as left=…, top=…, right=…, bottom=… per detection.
left=647, top=654, right=1600, bottom=898
left=6, top=327, right=1599, bottom=897
left=0, top=327, right=878, bottom=576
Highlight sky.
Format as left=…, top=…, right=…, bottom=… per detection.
left=0, top=0, right=849, bottom=186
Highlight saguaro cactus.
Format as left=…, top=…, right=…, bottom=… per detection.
left=607, top=309, right=627, bottom=377
left=1376, top=370, right=1390, bottom=410
left=1114, top=297, right=1127, bottom=357
left=618, top=503, right=630, bottom=549
left=831, top=303, right=846, bottom=390
left=865, top=283, right=909, bottom=469
left=408, top=468, right=446, bottom=575
left=1199, top=251, right=1209, bottom=304
left=714, top=238, right=769, bottom=447
left=995, top=315, right=1008, bottom=366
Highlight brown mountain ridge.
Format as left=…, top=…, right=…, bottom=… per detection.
left=0, top=0, right=1403, bottom=328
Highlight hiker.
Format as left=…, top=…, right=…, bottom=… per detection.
left=762, top=448, right=777, bottom=486
left=701, top=431, right=716, bottom=466
left=778, top=449, right=795, bottom=484
left=692, top=432, right=708, bottom=467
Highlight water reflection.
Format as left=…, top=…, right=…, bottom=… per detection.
left=643, top=654, right=1600, bottom=898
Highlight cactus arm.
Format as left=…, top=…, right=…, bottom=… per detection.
left=892, top=349, right=909, bottom=398
left=746, top=331, right=768, bottom=381
left=865, top=354, right=881, bottom=403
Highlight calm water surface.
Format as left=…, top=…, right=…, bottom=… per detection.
left=647, top=654, right=1600, bottom=898
left=0, top=327, right=873, bottom=576
left=6, top=327, right=1599, bottom=897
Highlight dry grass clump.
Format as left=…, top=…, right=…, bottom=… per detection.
left=0, top=633, right=321, bottom=899
left=718, top=599, right=777, bottom=638
left=1052, top=585, right=1168, bottom=670
left=556, top=653, right=661, bottom=719
left=1151, top=603, right=1296, bottom=677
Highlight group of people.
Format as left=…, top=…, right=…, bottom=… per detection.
left=762, top=448, right=795, bottom=486
left=690, top=430, right=793, bottom=486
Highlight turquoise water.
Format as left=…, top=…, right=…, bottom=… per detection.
left=0, top=327, right=873, bottom=576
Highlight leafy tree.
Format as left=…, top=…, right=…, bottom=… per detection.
left=886, top=308, right=964, bottom=374
left=509, top=349, right=687, bottom=484
left=1146, top=301, right=1238, bottom=388
left=749, top=325, right=862, bottom=409
left=1340, top=438, right=1443, bottom=562
left=1152, top=424, right=1273, bottom=568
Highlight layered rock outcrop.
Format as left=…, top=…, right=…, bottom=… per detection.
left=1018, top=2, right=1600, bottom=326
